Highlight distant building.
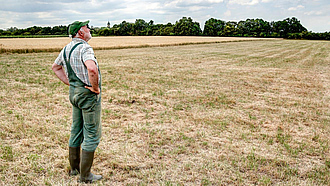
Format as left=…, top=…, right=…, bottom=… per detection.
left=107, top=21, right=110, bottom=28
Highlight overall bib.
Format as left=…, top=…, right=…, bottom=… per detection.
left=64, top=42, right=102, bottom=152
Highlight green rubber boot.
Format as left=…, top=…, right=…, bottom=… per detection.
left=68, top=147, right=80, bottom=176
left=80, top=150, right=102, bottom=183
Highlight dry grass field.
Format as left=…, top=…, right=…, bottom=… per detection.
left=0, top=37, right=329, bottom=185
left=0, top=36, right=273, bottom=53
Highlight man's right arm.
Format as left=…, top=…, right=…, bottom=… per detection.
left=52, top=63, right=69, bottom=86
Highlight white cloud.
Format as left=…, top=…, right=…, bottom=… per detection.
left=304, top=11, right=323, bottom=16
left=189, top=6, right=204, bottom=11
left=207, top=0, right=224, bottom=2
left=172, top=0, right=224, bottom=3
left=288, top=5, right=304, bottom=11
left=164, top=0, right=224, bottom=7
left=228, top=0, right=260, bottom=6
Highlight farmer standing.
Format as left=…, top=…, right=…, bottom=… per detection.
left=52, top=20, right=102, bottom=183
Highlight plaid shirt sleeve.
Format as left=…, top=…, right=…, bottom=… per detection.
left=54, top=48, right=64, bottom=66
left=82, top=45, right=97, bottom=65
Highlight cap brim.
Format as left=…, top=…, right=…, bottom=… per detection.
left=81, top=20, right=90, bottom=27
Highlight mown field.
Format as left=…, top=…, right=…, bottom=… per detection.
left=0, top=36, right=273, bottom=53
left=0, top=37, right=329, bottom=185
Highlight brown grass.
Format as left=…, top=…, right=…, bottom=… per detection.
left=0, top=36, right=276, bottom=53
left=0, top=38, right=329, bottom=185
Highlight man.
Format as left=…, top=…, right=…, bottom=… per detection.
left=52, top=20, right=102, bottom=183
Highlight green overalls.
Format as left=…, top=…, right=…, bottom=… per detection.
left=64, top=42, right=102, bottom=152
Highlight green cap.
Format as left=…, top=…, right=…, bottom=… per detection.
left=68, top=20, right=89, bottom=36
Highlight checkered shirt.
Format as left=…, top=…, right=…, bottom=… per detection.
left=55, top=38, right=100, bottom=86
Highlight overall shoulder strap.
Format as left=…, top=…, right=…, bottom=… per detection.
left=63, top=46, right=67, bottom=63
left=63, top=42, right=88, bottom=87
left=63, top=42, right=83, bottom=64
left=68, top=42, right=83, bottom=61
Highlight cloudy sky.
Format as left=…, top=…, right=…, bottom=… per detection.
left=0, top=0, right=329, bottom=32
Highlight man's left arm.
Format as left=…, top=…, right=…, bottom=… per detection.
left=52, top=63, right=69, bottom=86
left=82, top=46, right=100, bottom=94
left=84, top=60, right=100, bottom=94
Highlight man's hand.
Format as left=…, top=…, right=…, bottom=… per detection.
left=85, top=86, right=100, bottom=94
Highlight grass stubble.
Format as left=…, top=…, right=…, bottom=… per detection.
left=0, top=38, right=329, bottom=185
left=0, top=36, right=273, bottom=54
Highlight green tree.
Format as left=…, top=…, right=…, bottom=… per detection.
left=98, top=28, right=113, bottom=36
left=7, top=27, right=18, bottom=32
left=223, top=21, right=237, bottom=36
left=173, top=17, right=201, bottom=36
left=270, top=17, right=306, bottom=38
left=162, top=23, right=174, bottom=36
left=237, top=20, right=249, bottom=36
left=286, top=17, right=307, bottom=33
left=117, top=21, right=133, bottom=36
left=203, top=18, right=226, bottom=36
left=133, top=19, right=148, bottom=36
left=237, top=19, right=271, bottom=37
left=52, top=25, right=67, bottom=35
left=250, top=19, right=270, bottom=37
left=42, top=27, right=52, bottom=35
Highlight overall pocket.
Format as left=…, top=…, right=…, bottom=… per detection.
left=72, top=88, right=98, bottom=111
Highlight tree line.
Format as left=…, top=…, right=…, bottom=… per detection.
left=0, top=17, right=329, bottom=40
left=0, top=25, right=68, bottom=37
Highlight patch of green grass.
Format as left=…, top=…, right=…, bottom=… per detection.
left=0, top=145, right=14, bottom=161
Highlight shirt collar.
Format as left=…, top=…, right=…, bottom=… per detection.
left=73, top=37, right=87, bottom=43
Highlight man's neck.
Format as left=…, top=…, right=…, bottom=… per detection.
left=73, top=36, right=87, bottom=42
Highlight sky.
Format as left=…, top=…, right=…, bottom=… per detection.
left=0, top=0, right=329, bottom=32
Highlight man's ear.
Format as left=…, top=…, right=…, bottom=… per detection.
left=78, top=29, right=83, bottom=36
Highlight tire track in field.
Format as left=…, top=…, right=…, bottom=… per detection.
left=262, top=41, right=302, bottom=59
left=247, top=42, right=289, bottom=58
